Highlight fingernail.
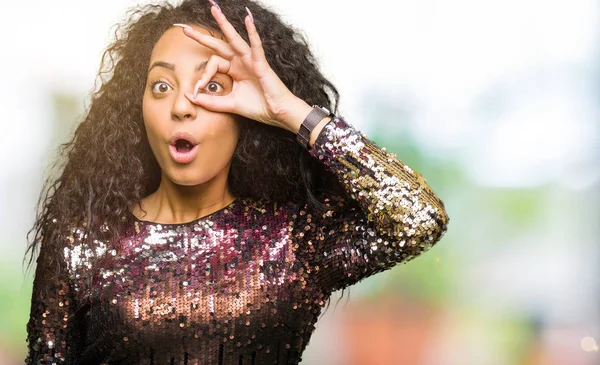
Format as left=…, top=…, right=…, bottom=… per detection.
left=173, top=23, right=192, bottom=32
left=208, top=0, right=221, bottom=11
left=245, top=7, right=254, bottom=23
left=193, top=78, right=203, bottom=98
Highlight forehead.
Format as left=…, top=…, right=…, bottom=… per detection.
left=149, top=26, right=221, bottom=65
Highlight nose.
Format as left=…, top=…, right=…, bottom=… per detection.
left=171, top=89, right=197, bottom=121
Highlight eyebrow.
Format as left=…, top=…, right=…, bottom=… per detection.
left=148, top=60, right=208, bottom=73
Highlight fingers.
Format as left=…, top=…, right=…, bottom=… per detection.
left=185, top=53, right=235, bottom=113
left=193, top=54, right=231, bottom=97
left=243, top=7, right=269, bottom=73
left=174, top=4, right=268, bottom=69
left=209, top=4, right=251, bottom=56
left=174, top=24, right=236, bottom=60
left=185, top=92, right=236, bottom=113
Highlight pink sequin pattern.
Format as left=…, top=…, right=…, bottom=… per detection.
left=26, top=116, right=449, bottom=364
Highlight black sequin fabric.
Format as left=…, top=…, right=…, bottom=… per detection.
left=25, top=116, right=449, bottom=365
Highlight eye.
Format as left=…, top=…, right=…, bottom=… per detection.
left=151, top=81, right=172, bottom=94
left=203, top=81, right=223, bottom=94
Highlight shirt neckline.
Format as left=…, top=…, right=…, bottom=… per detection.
left=129, top=197, right=240, bottom=227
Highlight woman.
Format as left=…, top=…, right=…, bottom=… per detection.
left=24, top=0, right=449, bottom=364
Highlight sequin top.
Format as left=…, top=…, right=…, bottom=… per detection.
left=26, top=116, right=449, bottom=365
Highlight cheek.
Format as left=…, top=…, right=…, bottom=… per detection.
left=142, top=98, right=166, bottom=137
left=203, top=117, right=239, bottom=143
left=219, top=121, right=240, bottom=150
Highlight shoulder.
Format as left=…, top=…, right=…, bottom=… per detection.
left=40, top=216, right=88, bottom=253
left=32, top=217, right=94, bottom=283
left=237, top=196, right=321, bottom=223
left=237, top=196, right=288, bottom=213
left=46, top=217, right=116, bottom=274
left=244, top=194, right=359, bottom=227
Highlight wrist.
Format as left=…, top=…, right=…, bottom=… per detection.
left=278, top=97, right=314, bottom=134
left=279, top=97, right=333, bottom=149
left=307, top=115, right=332, bottom=148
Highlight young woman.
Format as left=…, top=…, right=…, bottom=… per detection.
left=24, top=0, right=449, bottom=364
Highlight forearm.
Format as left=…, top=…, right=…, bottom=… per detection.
left=279, top=97, right=332, bottom=149
left=296, top=115, right=450, bottom=293
left=308, top=116, right=449, bottom=242
left=280, top=96, right=449, bottom=241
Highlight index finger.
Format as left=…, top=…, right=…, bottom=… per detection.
left=209, top=4, right=251, bottom=56
left=174, top=24, right=236, bottom=60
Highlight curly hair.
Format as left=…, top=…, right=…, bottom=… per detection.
left=24, top=0, right=347, bottom=301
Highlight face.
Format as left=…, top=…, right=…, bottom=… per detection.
left=142, top=25, right=239, bottom=186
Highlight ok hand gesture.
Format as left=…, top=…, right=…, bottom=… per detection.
left=176, top=1, right=308, bottom=132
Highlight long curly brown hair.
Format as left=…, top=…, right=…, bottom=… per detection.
left=24, top=0, right=347, bottom=297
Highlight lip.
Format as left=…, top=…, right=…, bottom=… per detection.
left=169, top=132, right=199, bottom=146
left=168, top=132, right=200, bottom=164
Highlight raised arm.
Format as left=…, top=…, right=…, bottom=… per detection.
left=298, top=115, right=450, bottom=294
left=170, top=4, right=449, bottom=294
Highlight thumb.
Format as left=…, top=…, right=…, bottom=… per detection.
left=185, top=92, right=236, bottom=113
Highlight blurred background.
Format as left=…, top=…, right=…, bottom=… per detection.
left=1, top=0, right=598, bottom=364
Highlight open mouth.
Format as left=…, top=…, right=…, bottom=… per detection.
left=169, top=133, right=200, bottom=164
left=174, top=139, right=195, bottom=152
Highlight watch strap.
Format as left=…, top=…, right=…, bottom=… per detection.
left=296, top=105, right=331, bottom=149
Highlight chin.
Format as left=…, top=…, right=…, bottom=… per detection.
left=159, top=153, right=231, bottom=187
left=169, top=174, right=208, bottom=187
left=163, top=166, right=210, bottom=187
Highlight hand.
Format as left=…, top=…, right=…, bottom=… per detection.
left=177, top=3, right=302, bottom=131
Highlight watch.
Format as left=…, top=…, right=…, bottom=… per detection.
left=296, top=105, right=334, bottom=149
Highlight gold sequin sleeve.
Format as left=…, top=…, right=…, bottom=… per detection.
left=25, top=227, right=83, bottom=364
left=302, top=116, right=450, bottom=293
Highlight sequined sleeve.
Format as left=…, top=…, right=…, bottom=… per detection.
left=302, top=116, right=450, bottom=293
left=25, top=228, right=82, bottom=364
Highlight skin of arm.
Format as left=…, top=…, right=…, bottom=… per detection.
left=178, top=6, right=333, bottom=148
left=276, top=97, right=333, bottom=149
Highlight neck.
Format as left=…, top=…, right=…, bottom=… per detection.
left=140, top=170, right=236, bottom=224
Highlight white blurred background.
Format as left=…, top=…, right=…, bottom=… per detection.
left=0, top=0, right=598, bottom=364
